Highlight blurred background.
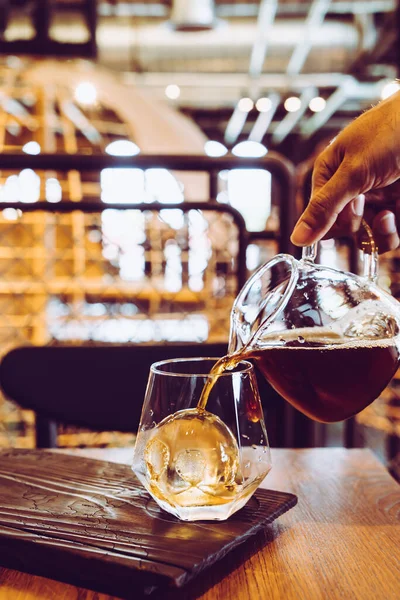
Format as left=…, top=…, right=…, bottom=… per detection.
left=0, top=0, right=399, bottom=472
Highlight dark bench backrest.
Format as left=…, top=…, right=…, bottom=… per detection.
left=0, top=343, right=228, bottom=436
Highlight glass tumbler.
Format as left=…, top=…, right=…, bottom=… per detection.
left=132, top=358, right=271, bottom=521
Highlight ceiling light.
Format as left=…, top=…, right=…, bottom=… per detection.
left=284, top=96, right=301, bottom=112
left=74, top=82, right=97, bottom=106
left=204, top=140, right=228, bottom=157
left=165, top=84, right=181, bottom=100
left=381, top=81, right=400, bottom=100
left=309, top=97, right=326, bottom=113
left=232, top=141, right=267, bottom=158
left=238, top=97, right=254, bottom=113
left=22, top=141, right=41, bottom=155
left=256, top=97, right=272, bottom=112
left=105, top=140, right=140, bottom=156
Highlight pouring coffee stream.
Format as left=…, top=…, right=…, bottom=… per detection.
left=198, top=220, right=400, bottom=423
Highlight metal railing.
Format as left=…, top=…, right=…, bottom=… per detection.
left=0, top=151, right=297, bottom=254
left=0, top=151, right=301, bottom=449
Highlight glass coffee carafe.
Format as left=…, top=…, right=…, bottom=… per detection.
left=229, top=224, right=400, bottom=422
left=132, top=223, right=400, bottom=522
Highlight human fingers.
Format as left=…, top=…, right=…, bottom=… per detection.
left=311, top=141, right=341, bottom=192
left=372, top=210, right=399, bottom=254
left=336, top=194, right=365, bottom=234
left=291, top=161, right=362, bottom=246
left=321, top=195, right=365, bottom=240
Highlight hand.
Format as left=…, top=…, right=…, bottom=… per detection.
left=291, top=90, right=400, bottom=253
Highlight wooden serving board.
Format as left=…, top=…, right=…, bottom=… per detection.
left=0, top=449, right=297, bottom=599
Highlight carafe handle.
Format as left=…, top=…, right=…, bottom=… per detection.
left=301, top=243, right=317, bottom=262
left=301, top=219, right=378, bottom=282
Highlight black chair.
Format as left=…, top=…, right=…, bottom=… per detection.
left=0, top=343, right=228, bottom=448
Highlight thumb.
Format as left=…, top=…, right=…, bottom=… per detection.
left=291, top=164, right=362, bottom=246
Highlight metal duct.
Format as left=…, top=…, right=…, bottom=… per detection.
left=170, top=0, right=216, bottom=31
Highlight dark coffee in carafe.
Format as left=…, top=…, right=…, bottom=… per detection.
left=251, top=337, right=400, bottom=422
left=198, top=326, right=400, bottom=422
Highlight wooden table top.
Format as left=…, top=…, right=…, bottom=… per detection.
left=0, top=447, right=399, bottom=600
